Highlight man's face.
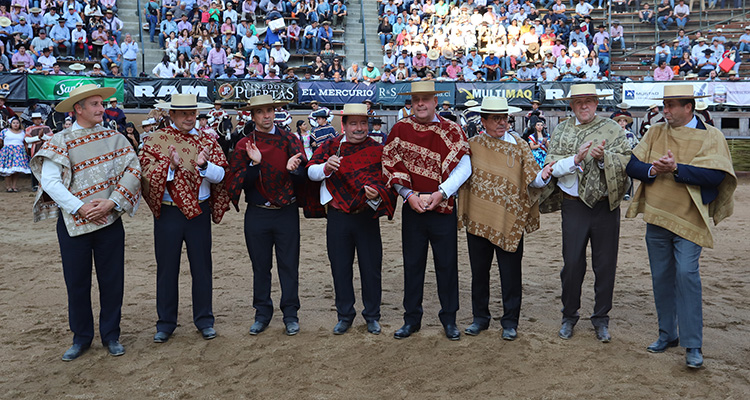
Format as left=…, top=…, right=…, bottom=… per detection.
left=170, top=109, right=198, bottom=132
left=481, top=113, right=510, bottom=138
left=126, top=34, right=132, bottom=42
left=663, top=99, right=693, bottom=127
left=74, top=96, right=105, bottom=126
left=411, top=93, right=437, bottom=121
left=570, top=96, right=598, bottom=124
left=343, top=115, right=368, bottom=144
left=252, top=106, right=275, bottom=132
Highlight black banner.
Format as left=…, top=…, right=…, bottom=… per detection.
left=214, top=80, right=296, bottom=102
left=0, top=73, right=27, bottom=102
left=124, top=78, right=214, bottom=106
left=539, top=82, right=622, bottom=106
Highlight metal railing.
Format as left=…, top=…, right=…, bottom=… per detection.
left=360, top=0, right=368, bottom=65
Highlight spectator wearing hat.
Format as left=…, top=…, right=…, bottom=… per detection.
left=383, top=48, right=397, bottom=70
left=159, top=12, right=178, bottom=49
left=69, top=21, right=88, bottom=58
left=270, top=41, right=290, bottom=72
left=29, top=27, right=52, bottom=62
left=62, top=5, right=82, bottom=30
left=228, top=52, right=245, bottom=78
left=362, top=62, right=381, bottom=83
left=285, top=20, right=300, bottom=51
left=49, top=17, right=70, bottom=57
left=317, top=20, right=333, bottom=52
left=737, top=26, right=750, bottom=56
left=709, top=38, right=725, bottom=59
left=697, top=48, right=717, bottom=77
left=654, top=40, right=671, bottom=66
left=37, top=47, right=56, bottom=71
left=483, top=51, right=501, bottom=81
left=89, top=62, right=106, bottom=76
left=101, top=35, right=121, bottom=75
left=412, top=49, right=428, bottom=77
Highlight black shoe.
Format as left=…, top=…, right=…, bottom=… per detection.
left=502, top=327, right=518, bottom=341
left=333, top=320, right=351, bottom=335
left=559, top=321, right=575, bottom=340
left=464, top=322, right=489, bottom=336
left=201, top=327, right=216, bottom=340
left=249, top=321, right=268, bottom=335
left=106, top=340, right=125, bottom=356
left=62, top=343, right=90, bottom=361
left=367, top=320, right=381, bottom=335
left=394, top=323, right=420, bottom=339
left=686, top=348, right=703, bottom=369
left=285, top=321, right=300, bottom=336
left=444, top=324, right=461, bottom=341
left=153, top=331, right=171, bottom=343
left=647, top=337, right=680, bottom=353
left=595, top=326, right=611, bottom=343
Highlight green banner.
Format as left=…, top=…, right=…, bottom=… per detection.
left=27, top=75, right=124, bottom=102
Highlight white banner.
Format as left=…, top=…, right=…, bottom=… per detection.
left=622, top=81, right=750, bottom=107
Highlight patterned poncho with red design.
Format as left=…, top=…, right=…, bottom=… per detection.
left=139, top=125, right=231, bottom=223
left=304, top=135, right=397, bottom=219
left=226, top=126, right=307, bottom=210
left=382, top=115, right=471, bottom=214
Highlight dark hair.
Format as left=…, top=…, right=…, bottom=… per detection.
left=677, top=98, right=696, bottom=112
left=296, top=119, right=306, bottom=134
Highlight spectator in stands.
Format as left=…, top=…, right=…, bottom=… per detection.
left=38, top=47, right=55, bottom=71
left=207, top=41, right=226, bottom=78
left=655, top=40, right=670, bottom=65
left=412, top=49, right=428, bottom=77
left=736, top=26, right=750, bottom=58
left=669, top=39, right=684, bottom=65
left=678, top=51, right=695, bottom=75
left=159, top=11, right=178, bottom=49
left=697, top=48, right=717, bottom=77
left=246, top=55, right=264, bottom=78
left=346, top=61, right=362, bottom=82
left=70, top=21, right=88, bottom=58
left=29, top=29, right=52, bottom=62
left=286, top=20, right=300, bottom=51
left=691, top=37, right=707, bottom=61
left=222, top=29, right=237, bottom=52
left=265, top=56, right=281, bottom=76
left=378, top=17, right=392, bottom=50
left=302, top=20, right=319, bottom=53
left=12, top=45, right=33, bottom=68
left=101, top=36, right=121, bottom=75
left=380, top=67, right=396, bottom=83
left=654, top=60, right=674, bottom=80
left=270, top=41, right=290, bottom=72
left=657, top=0, right=673, bottom=31
left=152, top=54, right=176, bottom=77
left=363, top=62, right=381, bottom=82
left=639, top=3, right=654, bottom=24
left=484, top=51, right=501, bottom=81
left=90, top=62, right=107, bottom=76
left=49, top=18, right=70, bottom=56
left=674, top=0, right=689, bottom=29
left=551, top=0, right=568, bottom=24
left=610, top=20, right=625, bottom=51
left=394, top=59, right=408, bottom=79
left=383, top=48, right=396, bottom=70
left=332, top=0, right=346, bottom=27
left=709, top=38, right=725, bottom=58
left=144, top=0, right=159, bottom=43
left=249, top=41, right=268, bottom=64
left=228, top=52, right=245, bottom=78
left=574, top=0, right=593, bottom=25
left=598, top=38, right=610, bottom=71
left=327, top=57, right=344, bottom=77
left=119, top=33, right=138, bottom=77
left=705, top=69, right=720, bottom=81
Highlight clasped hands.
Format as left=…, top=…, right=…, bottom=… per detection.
left=76, top=198, right=115, bottom=225
left=651, top=150, right=677, bottom=175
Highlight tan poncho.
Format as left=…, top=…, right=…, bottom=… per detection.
left=540, top=115, right=631, bottom=213
left=625, top=122, right=736, bottom=248
left=458, top=133, right=542, bottom=252
left=30, top=126, right=142, bottom=237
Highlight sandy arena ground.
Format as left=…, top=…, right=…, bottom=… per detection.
left=0, top=175, right=748, bottom=399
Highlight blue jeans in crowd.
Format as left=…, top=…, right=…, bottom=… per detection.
left=379, top=33, right=392, bottom=47
left=301, top=36, right=319, bottom=53
left=645, top=223, right=704, bottom=349
left=122, top=58, right=138, bottom=77
left=69, top=41, right=89, bottom=58
left=101, top=59, right=120, bottom=75
left=739, top=42, right=750, bottom=54
left=658, top=16, right=674, bottom=30
left=655, top=53, right=669, bottom=65
left=211, top=63, right=224, bottom=79
left=147, top=15, right=158, bottom=42
left=675, top=16, right=688, bottom=29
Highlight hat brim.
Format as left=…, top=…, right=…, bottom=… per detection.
left=469, top=105, right=523, bottom=115
left=239, top=100, right=290, bottom=111
left=155, top=102, right=213, bottom=110
left=555, top=93, right=611, bottom=101
left=650, top=94, right=710, bottom=100
left=397, top=90, right=449, bottom=96
left=612, top=115, right=633, bottom=124
left=55, top=87, right=117, bottom=112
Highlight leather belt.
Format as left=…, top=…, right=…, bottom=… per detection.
left=161, top=199, right=206, bottom=207
left=124, top=58, right=136, bottom=61
left=254, top=203, right=282, bottom=210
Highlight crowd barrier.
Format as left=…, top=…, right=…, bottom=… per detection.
left=3, top=73, right=750, bottom=109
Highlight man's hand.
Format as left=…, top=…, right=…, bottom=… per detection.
left=589, top=139, right=606, bottom=161
left=245, top=141, right=262, bottom=164
left=651, top=149, right=677, bottom=174
left=87, top=198, right=116, bottom=223
left=406, top=193, right=426, bottom=213
left=424, top=191, right=444, bottom=211
left=286, top=153, right=303, bottom=171
left=542, top=161, right=556, bottom=180
left=363, top=185, right=379, bottom=200
left=168, top=144, right=181, bottom=170
left=196, top=146, right=211, bottom=168
left=574, top=140, right=593, bottom=165
left=324, top=154, right=341, bottom=174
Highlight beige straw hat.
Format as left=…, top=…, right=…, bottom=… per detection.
left=468, top=97, right=522, bottom=114
left=55, top=84, right=117, bottom=112
left=651, top=84, right=710, bottom=100
left=397, top=80, right=448, bottom=96
left=154, top=93, right=212, bottom=110
left=555, top=83, right=610, bottom=101
left=340, top=103, right=369, bottom=116
left=239, top=94, right=289, bottom=111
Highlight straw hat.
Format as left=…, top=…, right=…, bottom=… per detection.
left=442, top=48, right=454, bottom=59
left=239, top=94, right=289, bottom=111
left=141, top=117, right=157, bottom=126
left=397, top=80, right=448, bottom=96
left=55, top=84, right=117, bottom=112
left=527, top=42, right=539, bottom=54
left=232, top=52, right=245, bottom=58
left=464, top=100, right=479, bottom=107
left=695, top=101, right=708, bottom=111
left=31, top=112, right=43, bottom=119
left=154, top=93, right=212, bottom=110
left=340, top=103, right=369, bottom=116
left=617, top=102, right=631, bottom=109
left=0, top=17, right=10, bottom=27
left=555, top=83, right=610, bottom=101
left=647, top=103, right=660, bottom=110
left=29, top=7, right=42, bottom=13
left=651, top=84, right=710, bottom=100
left=69, top=63, right=86, bottom=71
left=612, top=114, right=633, bottom=125
left=468, top=96, right=522, bottom=115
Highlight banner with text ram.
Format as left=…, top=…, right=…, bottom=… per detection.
left=539, top=82, right=621, bottom=106
left=622, top=81, right=750, bottom=107
left=377, top=82, right=455, bottom=106
left=454, top=82, right=536, bottom=106
left=27, top=75, right=124, bottom=102
left=297, top=81, right=377, bottom=104
left=0, top=74, right=26, bottom=102
left=214, top=80, right=296, bottom=102
left=123, top=78, right=213, bottom=106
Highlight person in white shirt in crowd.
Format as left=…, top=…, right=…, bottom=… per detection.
left=545, top=60, right=560, bottom=81
left=691, top=37, right=708, bottom=62
left=582, top=57, right=600, bottom=80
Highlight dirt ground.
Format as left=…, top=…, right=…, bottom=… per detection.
left=0, top=175, right=748, bottom=400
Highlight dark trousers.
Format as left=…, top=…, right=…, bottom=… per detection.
left=154, top=201, right=214, bottom=334
left=560, top=198, right=620, bottom=328
left=326, top=207, right=382, bottom=323
left=244, top=204, right=300, bottom=324
left=57, top=217, right=124, bottom=346
left=401, top=206, right=459, bottom=327
left=467, top=232, right=524, bottom=330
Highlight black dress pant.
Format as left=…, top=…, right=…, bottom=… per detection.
left=326, top=207, right=382, bottom=323
left=57, top=217, right=124, bottom=346
left=560, top=198, right=620, bottom=328
left=401, top=206, right=459, bottom=327
left=154, top=201, right=214, bottom=334
left=244, top=204, right=300, bottom=324
left=467, top=232, right=524, bottom=330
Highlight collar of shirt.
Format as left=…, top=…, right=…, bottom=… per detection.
left=257, top=126, right=277, bottom=135
left=72, top=121, right=100, bottom=131
left=170, top=122, right=198, bottom=135
left=685, top=115, right=698, bottom=128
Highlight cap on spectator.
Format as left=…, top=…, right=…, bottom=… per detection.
left=110, top=63, right=119, bottom=68
left=68, top=4, right=74, bottom=9
left=166, top=11, right=173, bottom=15
left=30, top=7, right=42, bottom=13
left=367, top=62, right=374, bottom=68
left=416, top=49, right=422, bottom=54
left=717, top=28, right=723, bottom=32
left=31, top=112, right=43, bottom=119
left=69, top=63, right=86, bottom=71
left=291, top=20, right=297, bottom=24
left=93, top=63, right=102, bottom=69
left=19, top=16, right=25, bottom=21
left=106, top=9, right=113, bottom=13
left=75, top=21, right=82, bottom=26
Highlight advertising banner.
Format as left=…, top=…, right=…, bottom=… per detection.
left=0, top=73, right=26, bottom=102
left=454, top=82, right=536, bottom=106
left=27, top=75, right=125, bottom=102
left=622, top=81, right=750, bottom=107
left=297, top=81, right=378, bottom=104
left=377, top=81, right=455, bottom=106
left=124, top=78, right=212, bottom=106
left=539, top=82, right=621, bottom=106
left=214, top=80, right=296, bottom=102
